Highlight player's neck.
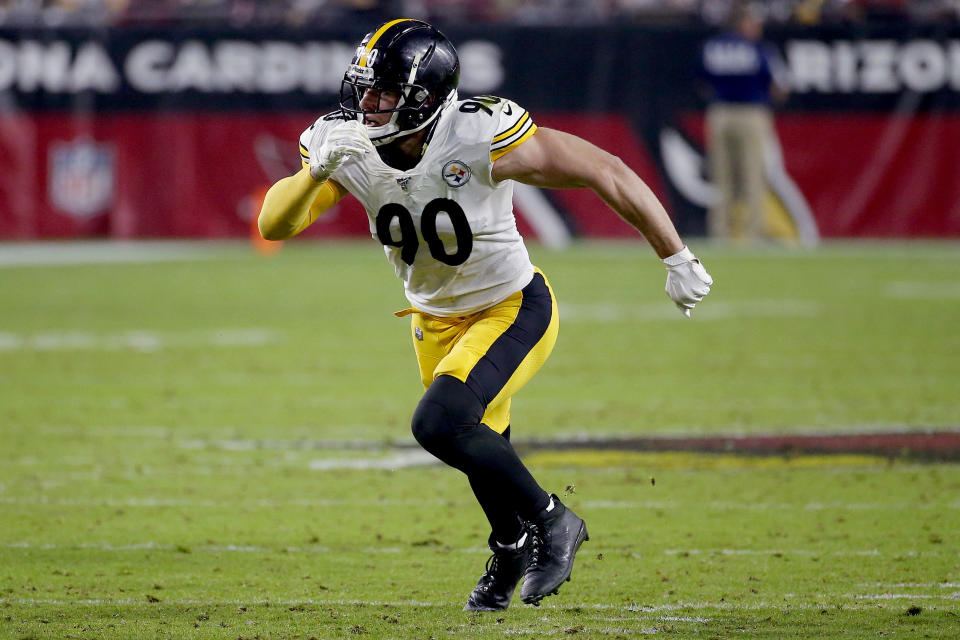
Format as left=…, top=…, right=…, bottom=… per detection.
left=376, top=129, right=430, bottom=171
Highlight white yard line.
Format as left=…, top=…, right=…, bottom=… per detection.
left=0, top=329, right=280, bottom=352
left=1, top=542, right=334, bottom=553
left=0, top=241, right=236, bottom=268
left=176, top=438, right=420, bottom=452
left=858, top=582, right=960, bottom=588
left=520, top=424, right=960, bottom=441
left=886, top=281, right=960, bottom=300
left=4, top=541, right=955, bottom=561
left=8, top=425, right=956, bottom=447
left=845, top=593, right=960, bottom=600
left=1, top=494, right=955, bottom=512
left=308, top=451, right=439, bottom=470
left=559, top=300, right=820, bottom=322
left=583, top=500, right=955, bottom=511
left=0, top=496, right=450, bottom=508
left=663, top=548, right=952, bottom=557
left=697, top=243, right=960, bottom=261
left=0, top=597, right=949, bottom=611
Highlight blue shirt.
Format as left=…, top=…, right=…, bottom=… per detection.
left=701, top=32, right=783, bottom=105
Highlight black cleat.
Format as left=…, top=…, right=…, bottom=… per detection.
left=520, top=495, right=588, bottom=605
left=463, top=534, right=530, bottom=612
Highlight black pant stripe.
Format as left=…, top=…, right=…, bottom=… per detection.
left=464, top=273, right=553, bottom=406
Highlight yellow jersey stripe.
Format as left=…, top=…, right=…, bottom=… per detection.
left=491, top=123, right=538, bottom=161
left=492, top=112, right=530, bottom=143
left=360, top=18, right=420, bottom=67
left=491, top=116, right=535, bottom=151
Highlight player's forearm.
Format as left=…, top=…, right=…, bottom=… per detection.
left=496, top=128, right=684, bottom=258
left=593, top=160, right=684, bottom=259
left=258, top=168, right=335, bottom=241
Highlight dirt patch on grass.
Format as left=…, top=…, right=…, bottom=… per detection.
left=516, top=430, right=960, bottom=461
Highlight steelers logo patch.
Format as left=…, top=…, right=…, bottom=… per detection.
left=442, top=160, right=472, bottom=188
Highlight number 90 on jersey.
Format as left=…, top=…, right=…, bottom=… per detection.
left=375, top=198, right=474, bottom=267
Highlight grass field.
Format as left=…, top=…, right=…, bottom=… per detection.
left=1, top=240, right=959, bottom=639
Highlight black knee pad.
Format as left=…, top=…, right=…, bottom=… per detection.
left=411, top=375, right=485, bottom=453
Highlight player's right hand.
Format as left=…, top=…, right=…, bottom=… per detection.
left=309, top=120, right=374, bottom=182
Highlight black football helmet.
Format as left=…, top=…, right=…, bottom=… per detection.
left=340, top=19, right=460, bottom=146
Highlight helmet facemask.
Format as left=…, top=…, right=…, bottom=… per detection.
left=338, top=21, right=460, bottom=147
left=340, top=70, right=442, bottom=146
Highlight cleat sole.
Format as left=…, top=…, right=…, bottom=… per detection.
left=463, top=604, right=508, bottom=612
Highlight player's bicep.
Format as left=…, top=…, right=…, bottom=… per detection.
left=492, top=127, right=619, bottom=189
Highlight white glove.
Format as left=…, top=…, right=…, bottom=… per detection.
left=308, top=119, right=373, bottom=182
left=663, top=246, right=713, bottom=318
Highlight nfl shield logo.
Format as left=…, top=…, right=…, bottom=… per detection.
left=414, top=327, right=424, bottom=341
left=49, top=139, right=116, bottom=218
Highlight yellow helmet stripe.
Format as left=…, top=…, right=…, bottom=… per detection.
left=359, top=18, right=425, bottom=67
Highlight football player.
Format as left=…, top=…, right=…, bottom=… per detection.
left=258, top=19, right=713, bottom=610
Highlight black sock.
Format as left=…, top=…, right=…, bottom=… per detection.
left=467, top=426, right=526, bottom=544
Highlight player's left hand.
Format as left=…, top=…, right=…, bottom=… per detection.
left=309, top=119, right=374, bottom=182
left=663, top=246, right=713, bottom=318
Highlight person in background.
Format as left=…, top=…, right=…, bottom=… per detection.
left=700, top=3, right=789, bottom=243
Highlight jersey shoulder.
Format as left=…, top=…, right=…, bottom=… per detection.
left=298, top=111, right=352, bottom=168
left=450, top=96, right=538, bottom=162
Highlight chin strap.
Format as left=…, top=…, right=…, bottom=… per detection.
left=365, top=89, right=458, bottom=147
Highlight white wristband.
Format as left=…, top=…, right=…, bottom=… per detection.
left=662, top=246, right=695, bottom=267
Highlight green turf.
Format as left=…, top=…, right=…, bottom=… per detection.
left=1, top=240, right=959, bottom=639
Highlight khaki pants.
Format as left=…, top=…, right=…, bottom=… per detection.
left=706, top=104, right=774, bottom=240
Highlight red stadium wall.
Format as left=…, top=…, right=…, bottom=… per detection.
left=3, top=111, right=958, bottom=240
left=0, top=112, right=369, bottom=239
left=678, top=113, right=960, bottom=238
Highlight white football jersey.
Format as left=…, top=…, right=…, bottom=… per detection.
left=299, top=95, right=538, bottom=317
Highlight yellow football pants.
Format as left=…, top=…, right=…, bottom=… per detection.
left=399, top=270, right=559, bottom=434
